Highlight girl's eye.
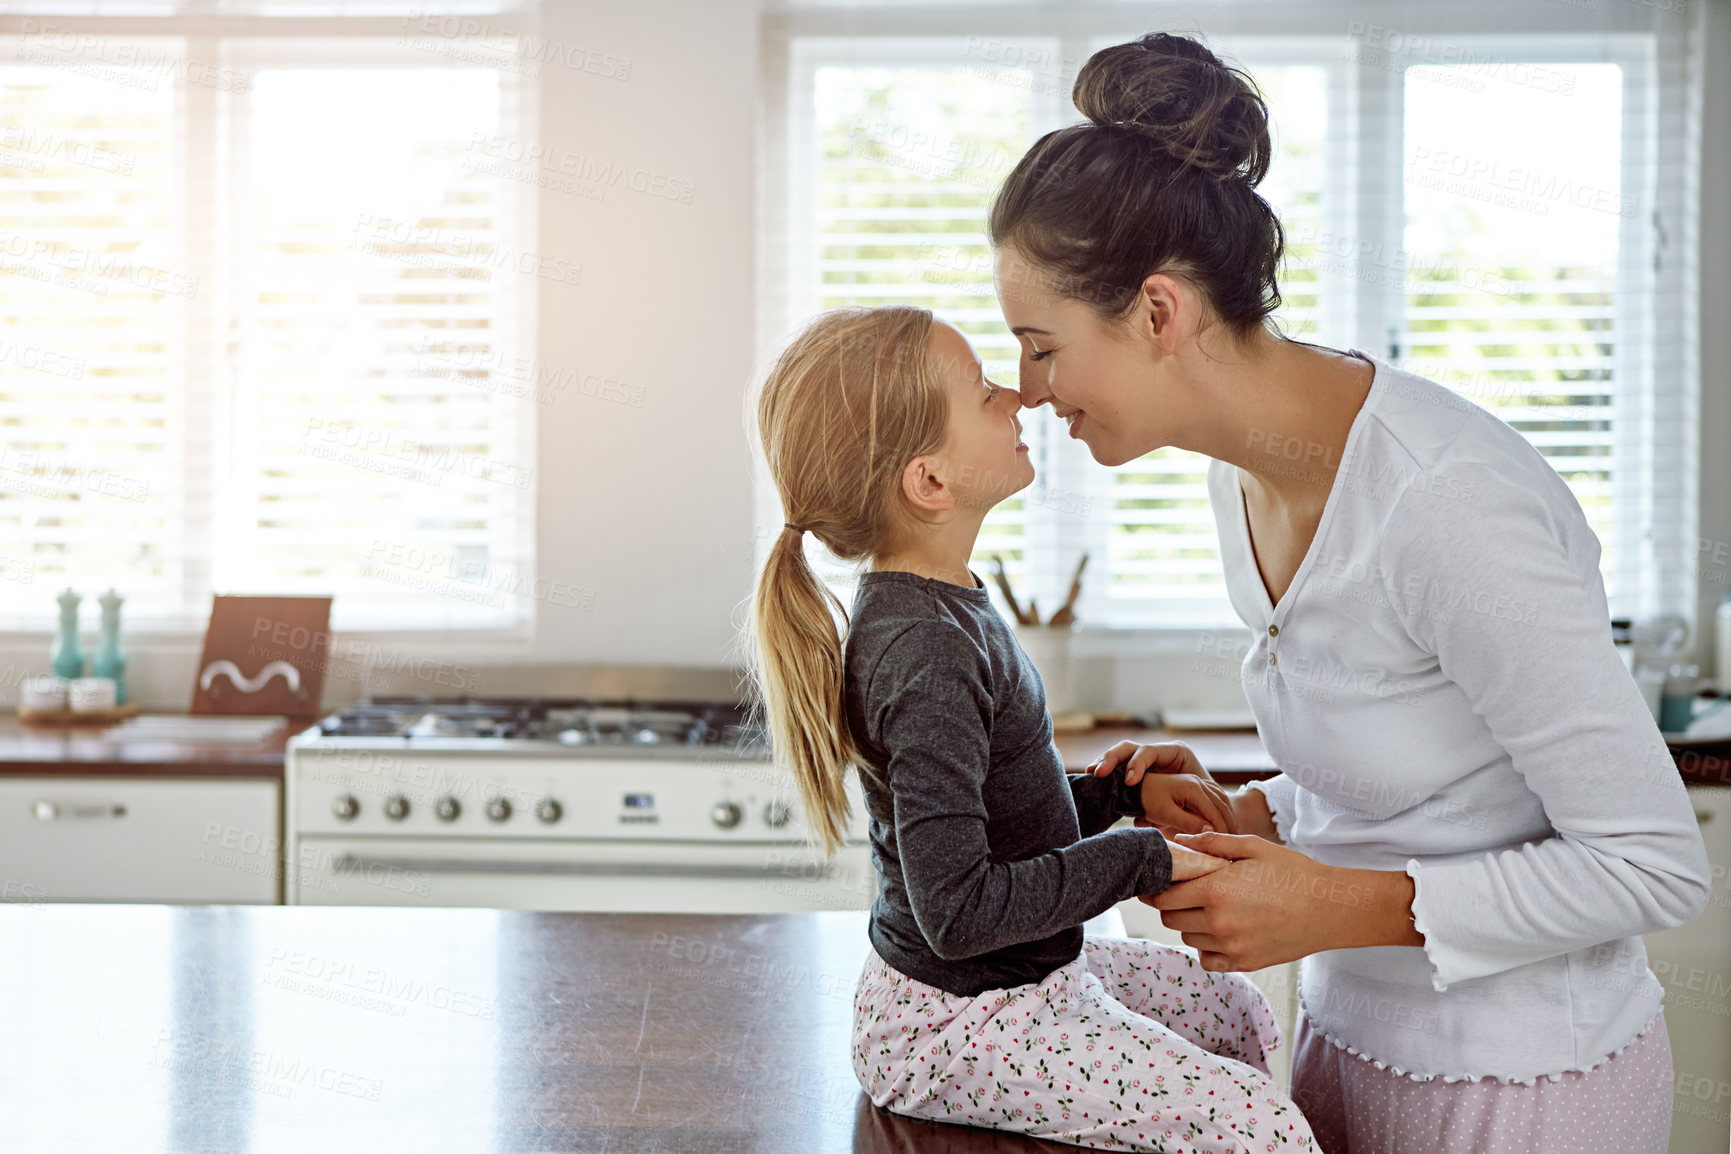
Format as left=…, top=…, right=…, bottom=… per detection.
left=985, top=383, right=1000, bottom=403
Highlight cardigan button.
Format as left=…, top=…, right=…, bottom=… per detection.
left=1269, top=652, right=1278, bottom=666
left=1268, top=624, right=1279, bottom=637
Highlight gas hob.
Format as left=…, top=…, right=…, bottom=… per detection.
left=298, top=695, right=769, bottom=756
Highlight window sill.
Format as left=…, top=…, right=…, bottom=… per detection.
left=1069, top=623, right=1252, bottom=659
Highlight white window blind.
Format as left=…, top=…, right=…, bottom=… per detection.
left=0, top=21, right=535, bottom=633
left=225, top=67, right=531, bottom=630
left=1397, top=57, right=1643, bottom=613
left=0, top=62, right=182, bottom=622
left=783, top=42, right=1048, bottom=606
left=768, top=18, right=1693, bottom=631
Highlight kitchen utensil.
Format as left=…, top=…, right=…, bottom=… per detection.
left=1047, top=553, right=1089, bottom=627
left=990, top=554, right=1029, bottom=625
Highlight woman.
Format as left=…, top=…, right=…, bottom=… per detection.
left=986, top=31, right=1713, bottom=1154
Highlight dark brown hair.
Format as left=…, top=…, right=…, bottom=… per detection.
left=988, top=32, right=1284, bottom=345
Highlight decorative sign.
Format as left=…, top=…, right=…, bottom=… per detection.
left=190, top=595, right=333, bottom=719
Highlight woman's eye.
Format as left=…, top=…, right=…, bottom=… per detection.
left=1028, top=349, right=1052, bottom=363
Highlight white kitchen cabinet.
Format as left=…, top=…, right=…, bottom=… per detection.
left=0, top=776, right=280, bottom=904
left=1645, top=784, right=1731, bottom=1154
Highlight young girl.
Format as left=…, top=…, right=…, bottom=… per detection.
left=745, top=304, right=1317, bottom=1152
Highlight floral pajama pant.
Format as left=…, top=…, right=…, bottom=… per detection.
left=851, top=933, right=1319, bottom=1152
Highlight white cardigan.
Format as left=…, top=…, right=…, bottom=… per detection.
left=1216, top=350, right=1711, bottom=1084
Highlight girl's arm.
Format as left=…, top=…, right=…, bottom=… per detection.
left=870, top=620, right=1175, bottom=961
left=1086, top=741, right=1276, bottom=841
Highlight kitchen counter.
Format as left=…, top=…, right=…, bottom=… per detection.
left=3, top=710, right=1720, bottom=787
left=0, top=713, right=298, bottom=779
left=1, top=904, right=1049, bottom=1153
left=1053, top=727, right=1275, bottom=784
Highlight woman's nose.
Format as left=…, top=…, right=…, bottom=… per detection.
left=1017, top=370, right=1050, bottom=408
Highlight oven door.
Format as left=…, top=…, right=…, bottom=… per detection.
left=288, top=835, right=879, bottom=913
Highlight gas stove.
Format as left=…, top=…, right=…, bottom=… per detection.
left=302, top=695, right=769, bottom=754
left=284, top=692, right=874, bottom=913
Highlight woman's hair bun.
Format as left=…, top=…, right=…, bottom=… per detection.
left=1072, top=32, right=1271, bottom=185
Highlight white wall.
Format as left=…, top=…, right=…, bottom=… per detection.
left=528, top=0, right=762, bottom=668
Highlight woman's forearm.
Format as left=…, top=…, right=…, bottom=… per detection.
left=1226, top=789, right=1425, bottom=951
left=1231, top=786, right=1281, bottom=843
left=1336, top=867, right=1426, bottom=950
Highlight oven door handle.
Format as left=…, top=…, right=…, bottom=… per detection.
left=329, top=853, right=834, bottom=881
left=32, top=800, right=127, bottom=821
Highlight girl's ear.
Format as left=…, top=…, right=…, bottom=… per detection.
left=899, top=454, right=955, bottom=515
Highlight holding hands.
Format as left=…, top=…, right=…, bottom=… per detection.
left=1086, top=742, right=1420, bottom=972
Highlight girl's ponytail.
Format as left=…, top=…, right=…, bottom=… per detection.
left=749, top=524, right=860, bottom=859
left=743, top=306, right=950, bottom=859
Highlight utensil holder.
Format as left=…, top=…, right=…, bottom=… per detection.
left=1013, top=622, right=1078, bottom=715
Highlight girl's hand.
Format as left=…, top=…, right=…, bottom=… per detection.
left=1136, top=773, right=1237, bottom=837
left=1088, top=740, right=1219, bottom=787
left=1167, top=842, right=1231, bottom=883
left=1087, top=742, right=1236, bottom=835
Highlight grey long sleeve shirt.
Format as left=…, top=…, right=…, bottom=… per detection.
left=843, top=568, right=1173, bottom=998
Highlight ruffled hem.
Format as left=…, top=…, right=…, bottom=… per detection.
left=1403, top=857, right=1448, bottom=993
left=1295, top=993, right=1667, bottom=1086
left=1243, top=778, right=1294, bottom=846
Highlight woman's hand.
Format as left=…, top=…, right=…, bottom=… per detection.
left=1141, top=830, right=1423, bottom=972
left=1088, top=742, right=1236, bottom=835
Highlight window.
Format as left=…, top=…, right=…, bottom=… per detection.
left=0, top=10, right=536, bottom=633
left=1398, top=57, right=1636, bottom=608
left=786, top=42, right=1041, bottom=597
left=763, top=13, right=1694, bottom=631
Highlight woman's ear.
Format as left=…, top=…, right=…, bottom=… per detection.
left=1138, top=271, right=1184, bottom=356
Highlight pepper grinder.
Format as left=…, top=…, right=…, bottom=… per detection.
left=51, top=588, right=83, bottom=681
left=92, top=587, right=127, bottom=705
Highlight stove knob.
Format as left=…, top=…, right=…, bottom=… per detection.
left=764, top=800, right=792, bottom=828
left=331, top=794, right=359, bottom=821
left=383, top=795, right=410, bottom=822
left=534, top=798, right=562, bottom=825
left=711, top=801, right=742, bottom=830
left=485, top=797, right=512, bottom=823
left=434, top=796, right=461, bottom=822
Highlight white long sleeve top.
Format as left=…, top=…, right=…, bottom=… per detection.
left=1212, top=349, right=1712, bottom=1084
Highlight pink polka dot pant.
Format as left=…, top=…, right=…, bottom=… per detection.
left=851, top=933, right=1318, bottom=1152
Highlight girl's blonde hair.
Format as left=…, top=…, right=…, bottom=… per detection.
left=745, top=305, right=951, bottom=858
